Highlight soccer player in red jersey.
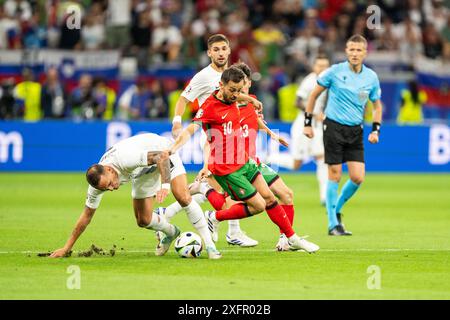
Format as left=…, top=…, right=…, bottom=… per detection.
left=201, top=62, right=301, bottom=251
left=169, top=67, right=320, bottom=253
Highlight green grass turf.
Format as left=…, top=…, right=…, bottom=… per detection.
left=0, top=173, right=449, bottom=299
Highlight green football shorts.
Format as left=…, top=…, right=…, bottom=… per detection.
left=257, top=161, right=280, bottom=186
left=213, top=159, right=260, bottom=201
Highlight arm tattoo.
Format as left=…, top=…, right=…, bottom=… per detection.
left=158, top=157, right=171, bottom=184
left=147, top=151, right=171, bottom=184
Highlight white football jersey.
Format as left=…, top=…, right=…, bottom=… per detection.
left=296, top=72, right=327, bottom=115
left=85, top=133, right=172, bottom=209
left=181, top=64, right=221, bottom=106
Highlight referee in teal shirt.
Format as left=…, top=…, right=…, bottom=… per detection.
left=303, top=35, right=383, bottom=236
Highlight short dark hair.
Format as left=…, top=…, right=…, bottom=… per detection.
left=86, top=164, right=104, bottom=188
left=231, top=62, right=251, bottom=79
left=207, top=34, right=230, bottom=48
left=221, top=67, right=245, bottom=84
left=347, top=34, right=367, bottom=47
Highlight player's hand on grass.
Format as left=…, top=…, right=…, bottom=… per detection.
left=172, top=122, right=182, bottom=139
left=368, top=132, right=379, bottom=144
left=303, top=126, right=314, bottom=139
left=49, top=248, right=69, bottom=258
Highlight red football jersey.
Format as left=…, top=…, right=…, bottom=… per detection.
left=237, top=94, right=259, bottom=161
left=193, top=92, right=248, bottom=176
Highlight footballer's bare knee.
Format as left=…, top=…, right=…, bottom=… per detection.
left=247, top=197, right=266, bottom=214
left=281, top=187, right=294, bottom=205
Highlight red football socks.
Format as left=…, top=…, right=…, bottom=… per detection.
left=206, top=189, right=226, bottom=211
left=280, top=204, right=295, bottom=234
left=266, top=203, right=295, bottom=238
left=215, top=203, right=250, bottom=221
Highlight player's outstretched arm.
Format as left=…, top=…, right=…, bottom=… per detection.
left=257, top=117, right=289, bottom=147
left=50, top=206, right=96, bottom=258
left=368, top=99, right=383, bottom=144
left=170, top=122, right=200, bottom=154
left=238, top=93, right=263, bottom=112
left=303, top=84, right=326, bottom=138
left=172, top=96, right=191, bottom=138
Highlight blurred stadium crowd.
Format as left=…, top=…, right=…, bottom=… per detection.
left=0, top=0, right=448, bottom=122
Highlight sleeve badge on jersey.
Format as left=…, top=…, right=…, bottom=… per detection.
left=195, top=109, right=204, bottom=119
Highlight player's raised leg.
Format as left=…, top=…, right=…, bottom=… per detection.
left=133, top=197, right=180, bottom=256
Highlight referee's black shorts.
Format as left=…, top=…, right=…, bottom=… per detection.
left=323, top=117, right=364, bottom=165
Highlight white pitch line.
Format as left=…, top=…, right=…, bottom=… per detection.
left=1, top=248, right=450, bottom=254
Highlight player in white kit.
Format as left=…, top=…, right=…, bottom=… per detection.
left=168, top=34, right=261, bottom=247
left=274, top=55, right=330, bottom=205
left=50, top=133, right=221, bottom=259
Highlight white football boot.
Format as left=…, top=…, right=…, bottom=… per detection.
left=288, top=235, right=320, bottom=253
left=226, top=231, right=258, bottom=247
left=155, top=226, right=180, bottom=256
left=206, top=246, right=222, bottom=260
left=275, top=234, right=290, bottom=251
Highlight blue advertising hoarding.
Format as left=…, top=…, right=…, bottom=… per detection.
left=0, top=121, right=449, bottom=172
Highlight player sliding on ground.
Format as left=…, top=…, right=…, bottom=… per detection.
left=168, top=67, right=320, bottom=253
left=50, top=133, right=221, bottom=259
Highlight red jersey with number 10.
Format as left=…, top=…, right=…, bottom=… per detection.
left=193, top=92, right=248, bottom=176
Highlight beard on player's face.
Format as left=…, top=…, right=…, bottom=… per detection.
left=213, top=57, right=228, bottom=68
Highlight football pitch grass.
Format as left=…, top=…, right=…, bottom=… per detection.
left=0, top=173, right=449, bottom=300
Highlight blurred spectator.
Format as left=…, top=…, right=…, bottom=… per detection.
left=406, top=0, right=424, bottom=26
left=81, top=3, right=105, bottom=50
left=13, top=68, right=42, bottom=121
left=0, top=78, right=16, bottom=119
left=130, top=9, right=152, bottom=69
left=68, top=74, right=99, bottom=120
left=252, top=20, right=286, bottom=75
left=286, top=27, right=322, bottom=77
left=22, top=12, right=47, bottom=49
left=147, top=80, right=168, bottom=119
left=151, top=14, right=182, bottom=64
left=0, top=5, right=21, bottom=49
left=92, top=77, right=116, bottom=120
left=424, top=0, right=448, bottom=32
left=105, top=0, right=131, bottom=49
left=4, top=0, right=32, bottom=22
left=41, top=66, right=67, bottom=119
left=394, top=16, right=423, bottom=65
left=117, top=79, right=151, bottom=120
left=422, top=23, right=443, bottom=59
left=374, top=16, right=398, bottom=51
left=397, top=80, right=427, bottom=125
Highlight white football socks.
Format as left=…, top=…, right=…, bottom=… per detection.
left=146, top=213, right=176, bottom=237
left=228, top=219, right=241, bottom=235
left=184, top=200, right=215, bottom=248
left=165, top=193, right=207, bottom=221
